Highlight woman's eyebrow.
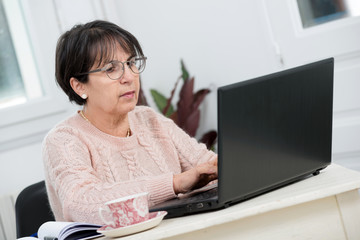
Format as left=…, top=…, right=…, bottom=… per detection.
left=108, top=54, right=135, bottom=63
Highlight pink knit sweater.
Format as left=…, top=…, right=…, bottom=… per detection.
left=42, top=106, right=216, bottom=224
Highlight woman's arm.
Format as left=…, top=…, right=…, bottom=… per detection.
left=160, top=114, right=217, bottom=171
left=156, top=112, right=218, bottom=194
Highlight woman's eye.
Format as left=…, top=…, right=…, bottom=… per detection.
left=105, top=66, right=115, bottom=73
left=127, top=60, right=135, bottom=67
left=105, top=63, right=117, bottom=73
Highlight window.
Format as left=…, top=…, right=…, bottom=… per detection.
left=0, top=0, right=43, bottom=109
left=297, top=0, right=360, bottom=28
left=0, top=1, right=25, bottom=108
left=0, top=0, right=69, bottom=151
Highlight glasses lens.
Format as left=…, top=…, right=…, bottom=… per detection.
left=105, top=62, right=123, bottom=80
left=105, top=57, right=146, bottom=80
left=129, top=57, right=146, bottom=74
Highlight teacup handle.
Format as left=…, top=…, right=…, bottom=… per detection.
left=99, top=206, right=115, bottom=226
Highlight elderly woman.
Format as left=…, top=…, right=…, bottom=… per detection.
left=42, top=20, right=217, bottom=224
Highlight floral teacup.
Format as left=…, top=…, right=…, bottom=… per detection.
left=99, top=192, right=149, bottom=228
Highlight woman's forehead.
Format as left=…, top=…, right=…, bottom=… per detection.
left=93, top=42, right=132, bottom=67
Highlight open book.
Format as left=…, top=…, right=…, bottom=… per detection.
left=37, top=221, right=103, bottom=240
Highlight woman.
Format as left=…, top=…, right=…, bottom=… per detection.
left=42, top=20, right=217, bottom=224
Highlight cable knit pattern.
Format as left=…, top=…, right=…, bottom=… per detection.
left=137, top=133, right=171, bottom=174
left=42, top=106, right=217, bottom=224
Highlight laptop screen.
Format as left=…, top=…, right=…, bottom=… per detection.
left=217, top=58, right=334, bottom=205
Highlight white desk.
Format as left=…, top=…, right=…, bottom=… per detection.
left=112, top=164, right=360, bottom=240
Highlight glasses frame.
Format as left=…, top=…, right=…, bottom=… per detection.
left=77, top=56, right=147, bottom=80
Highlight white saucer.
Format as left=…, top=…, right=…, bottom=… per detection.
left=97, top=211, right=167, bottom=238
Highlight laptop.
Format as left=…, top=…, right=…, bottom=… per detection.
left=150, top=58, right=334, bottom=218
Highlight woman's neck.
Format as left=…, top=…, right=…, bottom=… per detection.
left=80, top=107, right=131, bottom=137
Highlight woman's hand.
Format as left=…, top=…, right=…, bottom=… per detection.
left=173, top=158, right=218, bottom=194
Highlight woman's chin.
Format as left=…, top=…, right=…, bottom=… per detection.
left=121, top=101, right=138, bottom=114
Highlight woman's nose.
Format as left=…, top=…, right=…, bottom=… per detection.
left=119, top=65, right=135, bottom=84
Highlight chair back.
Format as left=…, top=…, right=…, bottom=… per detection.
left=15, top=180, right=55, bottom=238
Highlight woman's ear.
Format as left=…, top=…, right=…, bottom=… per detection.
left=70, top=77, right=86, bottom=98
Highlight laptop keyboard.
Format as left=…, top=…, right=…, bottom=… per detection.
left=179, top=187, right=218, bottom=204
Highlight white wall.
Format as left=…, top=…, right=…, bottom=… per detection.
left=0, top=142, right=43, bottom=195
left=264, top=0, right=360, bottom=171
left=107, top=0, right=279, bottom=138
left=0, top=0, right=359, bottom=196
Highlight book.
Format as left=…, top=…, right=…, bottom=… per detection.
left=37, top=221, right=103, bottom=240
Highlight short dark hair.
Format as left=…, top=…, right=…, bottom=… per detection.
left=55, top=20, right=144, bottom=105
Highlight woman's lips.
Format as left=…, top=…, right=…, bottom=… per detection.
left=120, top=91, right=135, bottom=98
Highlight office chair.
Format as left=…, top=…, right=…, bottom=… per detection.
left=15, top=180, right=55, bottom=238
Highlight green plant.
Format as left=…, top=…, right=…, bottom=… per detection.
left=149, top=60, right=217, bottom=149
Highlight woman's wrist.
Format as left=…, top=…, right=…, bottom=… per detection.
left=173, top=174, right=180, bottom=195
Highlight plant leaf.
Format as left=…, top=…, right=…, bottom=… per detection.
left=180, top=59, right=190, bottom=82
left=150, top=89, right=174, bottom=117
left=183, top=109, right=200, bottom=137
left=169, top=111, right=178, bottom=125
left=163, top=76, right=182, bottom=117
left=192, top=88, right=210, bottom=110
left=199, top=130, right=218, bottom=149
left=177, top=77, right=195, bottom=128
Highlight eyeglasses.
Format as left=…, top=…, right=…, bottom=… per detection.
left=77, top=56, right=147, bottom=80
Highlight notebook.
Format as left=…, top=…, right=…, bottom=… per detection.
left=150, top=58, right=334, bottom=218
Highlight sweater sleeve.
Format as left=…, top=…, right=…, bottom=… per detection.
left=156, top=112, right=217, bottom=172
left=42, top=127, right=175, bottom=224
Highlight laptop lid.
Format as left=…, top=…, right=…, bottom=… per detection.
left=217, top=58, right=334, bottom=206
left=150, top=58, right=334, bottom=217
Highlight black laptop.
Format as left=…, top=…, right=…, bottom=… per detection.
left=150, top=58, right=334, bottom=218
